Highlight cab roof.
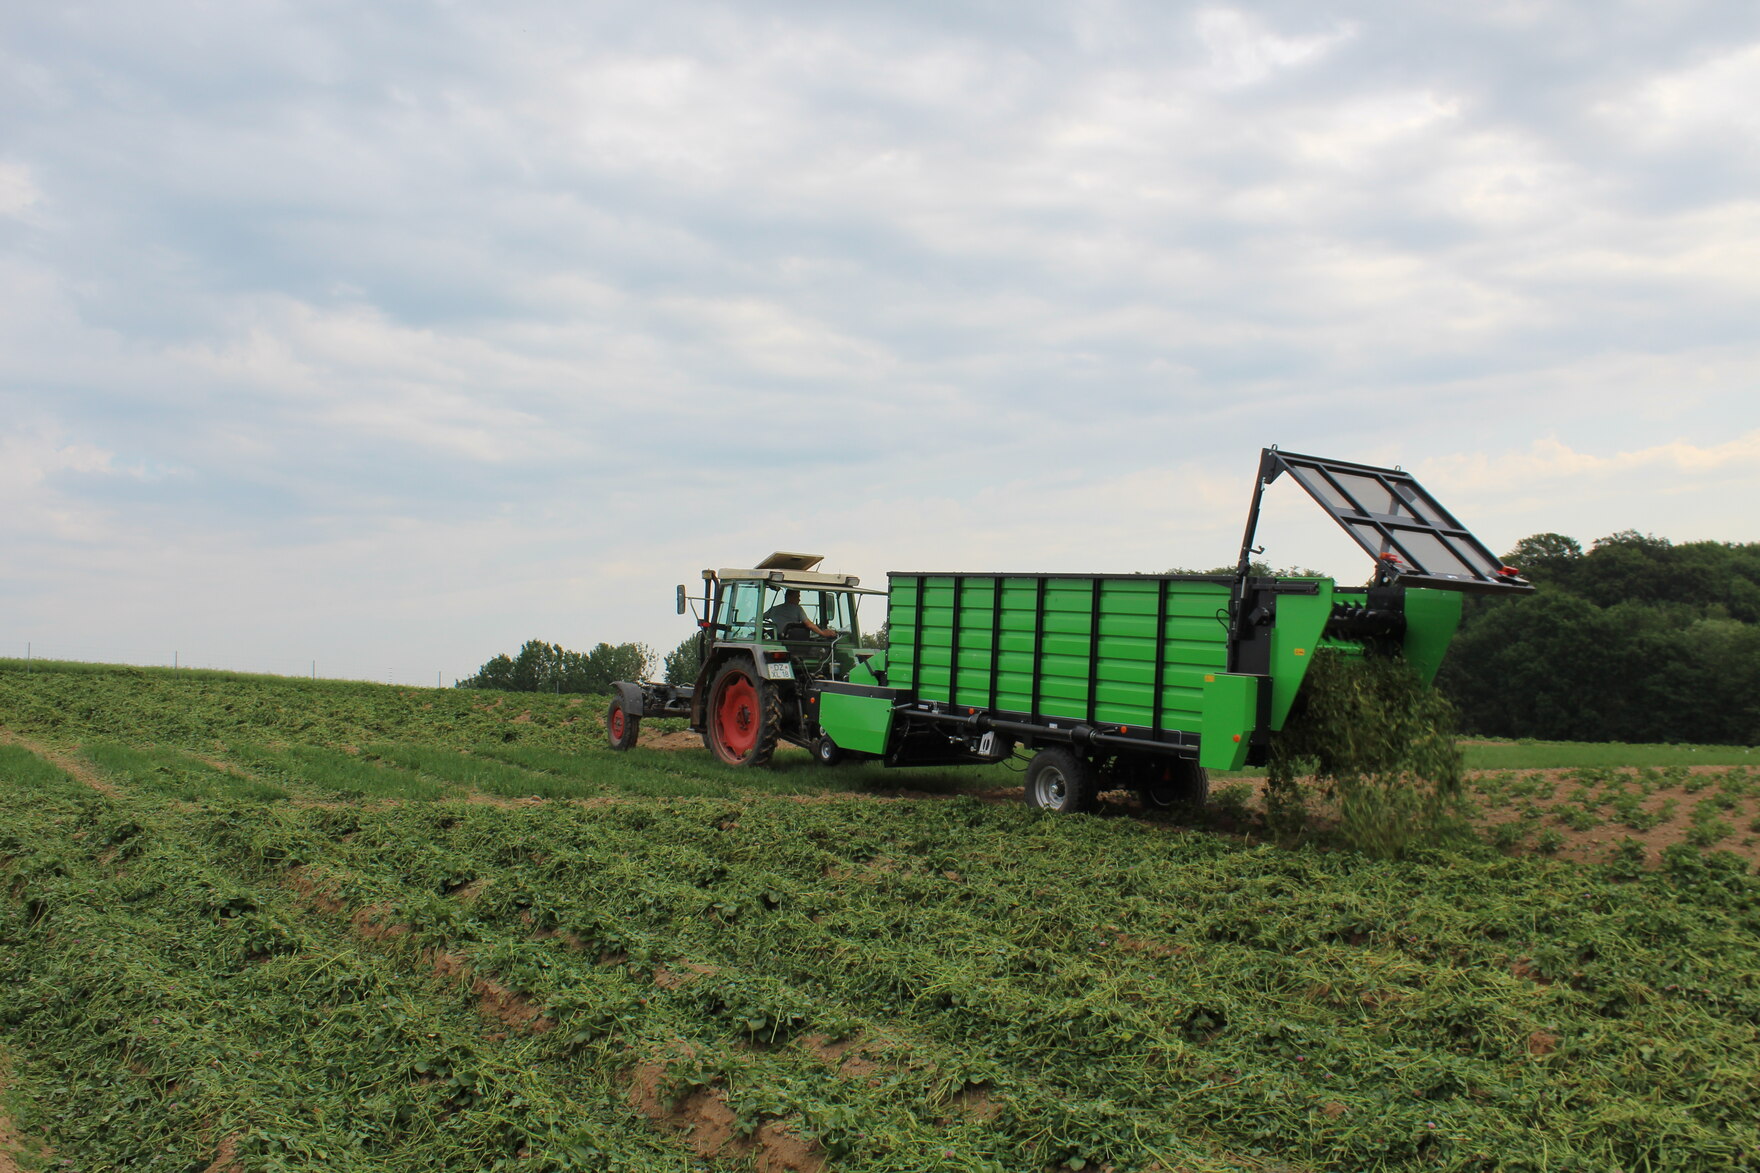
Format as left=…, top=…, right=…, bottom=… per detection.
left=708, top=552, right=885, bottom=593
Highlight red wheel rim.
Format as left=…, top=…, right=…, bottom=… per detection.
left=609, top=707, right=626, bottom=740
left=715, top=672, right=759, bottom=757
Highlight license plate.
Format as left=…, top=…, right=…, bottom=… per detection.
left=766, top=662, right=795, bottom=680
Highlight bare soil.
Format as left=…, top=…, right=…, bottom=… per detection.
left=0, top=1053, right=52, bottom=1173
left=199, top=1133, right=242, bottom=1173
left=1210, top=765, right=1760, bottom=868
left=627, top=1053, right=825, bottom=1173
left=639, top=728, right=705, bottom=751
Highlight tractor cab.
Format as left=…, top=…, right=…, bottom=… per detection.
left=701, top=552, right=884, bottom=685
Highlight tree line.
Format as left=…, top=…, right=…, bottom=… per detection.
left=1435, top=531, right=1760, bottom=745
left=462, top=624, right=891, bottom=695
left=456, top=640, right=653, bottom=694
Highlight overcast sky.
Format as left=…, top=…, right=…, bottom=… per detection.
left=4, top=1, right=1758, bottom=683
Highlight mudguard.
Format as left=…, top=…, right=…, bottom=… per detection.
left=612, top=680, right=649, bottom=718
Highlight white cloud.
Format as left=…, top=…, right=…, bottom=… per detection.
left=1433, top=431, right=1760, bottom=487
left=4, top=1, right=1760, bottom=678
left=0, top=160, right=40, bottom=217
left=655, top=295, right=896, bottom=383
left=0, top=431, right=118, bottom=489
left=1606, top=41, right=1760, bottom=142
left=1193, top=8, right=1354, bottom=89
left=0, top=428, right=133, bottom=543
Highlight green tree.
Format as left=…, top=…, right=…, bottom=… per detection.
left=1504, top=532, right=1582, bottom=581
left=457, top=639, right=652, bottom=693
left=664, top=633, right=703, bottom=685
left=1438, top=530, right=1760, bottom=743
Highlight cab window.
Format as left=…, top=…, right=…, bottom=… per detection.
left=717, top=580, right=763, bottom=640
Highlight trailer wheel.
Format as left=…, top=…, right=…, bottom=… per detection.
left=1025, top=747, right=1097, bottom=813
left=606, top=701, right=640, bottom=751
left=706, top=659, right=781, bottom=768
left=813, top=734, right=844, bottom=767
left=1143, top=759, right=1208, bottom=809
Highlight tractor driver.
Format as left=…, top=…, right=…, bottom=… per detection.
left=764, top=589, right=836, bottom=639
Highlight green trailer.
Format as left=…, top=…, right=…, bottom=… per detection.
left=613, top=448, right=1532, bottom=812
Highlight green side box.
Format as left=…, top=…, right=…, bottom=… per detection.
left=1399, top=587, right=1464, bottom=684
left=818, top=688, right=896, bottom=755
left=1198, top=672, right=1259, bottom=771
left=1267, top=580, right=1335, bottom=731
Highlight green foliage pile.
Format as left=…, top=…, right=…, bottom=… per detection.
left=1269, top=650, right=1466, bottom=857
left=1438, top=530, right=1760, bottom=744
left=459, top=640, right=653, bottom=694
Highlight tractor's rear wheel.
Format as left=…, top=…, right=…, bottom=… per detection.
left=606, top=700, right=639, bottom=751
left=1025, top=747, right=1097, bottom=813
left=706, top=659, right=781, bottom=767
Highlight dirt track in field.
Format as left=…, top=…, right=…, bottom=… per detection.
left=0, top=726, right=121, bottom=797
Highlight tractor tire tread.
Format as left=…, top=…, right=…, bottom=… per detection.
left=707, top=658, right=783, bottom=768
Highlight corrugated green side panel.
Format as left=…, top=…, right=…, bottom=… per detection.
left=889, top=574, right=1235, bottom=732
left=1267, top=581, right=1336, bottom=731
left=1399, top=588, right=1464, bottom=684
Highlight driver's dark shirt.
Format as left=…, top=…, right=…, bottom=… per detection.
left=765, top=603, right=810, bottom=630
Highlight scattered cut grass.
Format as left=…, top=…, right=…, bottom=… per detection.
left=226, top=741, right=451, bottom=801
left=3, top=758, right=1758, bottom=1172
left=3, top=662, right=1760, bottom=1171
left=80, top=740, right=288, bottom=802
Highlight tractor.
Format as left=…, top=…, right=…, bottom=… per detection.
left=606, top=553, right=884, bottom=767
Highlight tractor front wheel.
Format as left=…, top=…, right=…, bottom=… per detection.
left=706, top=659, right=782, bottom=768
left=606, top=700, right=640, bottom=751
left=1025, top=747, right=1097, bottom=813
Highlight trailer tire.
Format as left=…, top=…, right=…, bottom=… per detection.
left=1025, top=747, right=1097, bottom=813
left=1143, top=759, right=1208, bottom=809
left=813, top=734, right=844, bottom=767
left=606, top=700, right=640, bottom=751
left=706, top=659, right=781, bottom=768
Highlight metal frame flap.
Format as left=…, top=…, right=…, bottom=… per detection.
left=1261, top=448, right=1533, bottom=594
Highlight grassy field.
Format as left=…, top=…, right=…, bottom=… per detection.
left=2, top=661, right=1758, bottom=1173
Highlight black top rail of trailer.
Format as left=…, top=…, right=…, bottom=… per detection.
left=1237, top=447, right=1535, bottom=596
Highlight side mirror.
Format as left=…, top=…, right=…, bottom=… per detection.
left=676, top=585, right=687, bottom=615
